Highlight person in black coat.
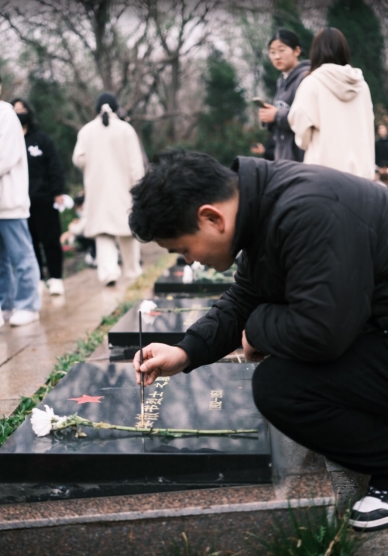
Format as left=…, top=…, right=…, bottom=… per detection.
left=11, top=99, right=66, bottom=295
left=129, top=149, right=388, bottom=532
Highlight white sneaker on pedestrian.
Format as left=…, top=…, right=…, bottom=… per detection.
left=2, top=310, right=12, bottom=322
left=9, top=310, right=40, bottom=327
left=47, top=278, right=65, bottom=296
left=125, top=269, right=143, bottom=281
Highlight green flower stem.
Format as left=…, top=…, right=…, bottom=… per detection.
left=152, top=307, right=212, bottom=313
left=53, top=415, right=258, bottom=437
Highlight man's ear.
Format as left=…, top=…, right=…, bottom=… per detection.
left=197, top=204, right=226, bottom=232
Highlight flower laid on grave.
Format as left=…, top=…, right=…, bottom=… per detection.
left=30, top=405, right=69, bottom=437
left=182, top=265, right=193, bottom=283
left=139, top=300, right=157, bottom=314
left=30, top=405, right=258, bottom=439
left=139, top=299, right=212, bottom=315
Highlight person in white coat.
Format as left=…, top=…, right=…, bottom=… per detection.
left=288, top=28, right=375, bottom=180
left=72, top=92, right=144, bottom=286
left=0, top=76, right=40, bottom=326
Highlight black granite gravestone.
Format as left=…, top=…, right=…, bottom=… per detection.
left=108, top=298, right=214, bottom=352
left=154, top=265, right=235, bottom=295
left=0, top=362, right=271, bottom=487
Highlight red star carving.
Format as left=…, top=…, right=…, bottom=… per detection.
left=68, top=394, right=105, bottom=404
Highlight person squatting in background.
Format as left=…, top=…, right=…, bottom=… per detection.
left=0, top=76, right=40, bottom=327
left=289, top=27, right=375, bottom=180
left=11, top=98, right=67, bottom=296
left=60, top=192, right=97, bottom=268
left=72, top=92, right=144, bottom=286
left=257, top=29, right=310, bottom=162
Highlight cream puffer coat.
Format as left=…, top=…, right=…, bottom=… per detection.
left=72, top=111, right=144, bottom=238
left=0, top=101, right=29, bottom=219
left=288, top=64, right=375, bottom=180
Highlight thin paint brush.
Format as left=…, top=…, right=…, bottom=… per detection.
left=139, top=310, right=145, bottom=427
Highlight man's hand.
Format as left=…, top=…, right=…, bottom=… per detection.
left=242, top=330, right=266, bottom=362
left=258, top=104, right=278, bottom=124
left=133, top=343, right=190, bottom=386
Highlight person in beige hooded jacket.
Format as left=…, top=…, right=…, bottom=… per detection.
left=73, top=92, right=144, bottom=286
left=288, top=28, right=374, bottom=180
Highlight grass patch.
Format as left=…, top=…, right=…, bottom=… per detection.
left=246, top=504, right=362, bottom=556
left=0, top=253, right=176, bottom=448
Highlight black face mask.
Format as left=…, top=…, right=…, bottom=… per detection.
left=17, top=113, right=31, bottom=126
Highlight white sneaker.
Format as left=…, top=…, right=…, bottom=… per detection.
left=350, top=487, right=388, bottom=531
left=2, top=310, right=12, bottom=322
left=125, top=269, right=143, bottom=281
left=9, top=310, right=40, bottom=327
left=47, top=278, right=65, bottom=296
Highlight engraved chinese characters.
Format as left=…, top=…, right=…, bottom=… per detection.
left=209, top=390, right=223, bottom=410
left=135, top=377, right=170, bottom=428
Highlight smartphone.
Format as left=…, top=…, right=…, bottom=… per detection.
left=252, top=97, right=268, bottom=108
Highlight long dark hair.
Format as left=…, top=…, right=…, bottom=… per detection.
left=95, top=92, right=118, bottom=127
left=310, top=28, right=351, bottom=73
left=10, top=97, right=38, bottom=129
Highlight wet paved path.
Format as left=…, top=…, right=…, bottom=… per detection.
left=0, top=242, right=166, bottom=418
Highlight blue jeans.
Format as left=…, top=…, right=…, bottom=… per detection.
left=0, top=219, right=41, bottom=312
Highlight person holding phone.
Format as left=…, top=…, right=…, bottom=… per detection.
left=258, top=29, right=310, bottom=161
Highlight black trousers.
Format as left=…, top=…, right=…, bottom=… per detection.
left=28, top=198, right=63, bottom=279
left=252, top=330, right=388, bottom=481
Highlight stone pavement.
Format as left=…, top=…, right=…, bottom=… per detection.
left=0, top=242, right=166, bottom=418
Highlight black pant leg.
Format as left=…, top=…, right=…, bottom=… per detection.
left=252, top=331, right=388, bottom=476
left=28, top=208, right=44, bottom=279
left=30, top=199, right=63, bottom=279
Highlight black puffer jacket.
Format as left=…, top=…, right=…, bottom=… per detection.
left=269, top=59, right=310, bottom=162
left=178, top=157, right=388, bottom=369
left=25, top=127, right=65, bottom=200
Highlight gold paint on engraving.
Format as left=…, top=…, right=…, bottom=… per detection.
left=209, top=389, right=223, bottom=410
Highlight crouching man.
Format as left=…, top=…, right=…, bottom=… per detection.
left=130, top=149, right=388, bottom=531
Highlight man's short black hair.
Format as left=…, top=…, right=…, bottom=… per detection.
left=129, top=149, right=237, bottom=242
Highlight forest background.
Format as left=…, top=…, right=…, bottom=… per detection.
left=1, top=0, right=388, bottom=191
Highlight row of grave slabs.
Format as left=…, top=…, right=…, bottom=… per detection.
left=0, top=258, right=272, bottom=503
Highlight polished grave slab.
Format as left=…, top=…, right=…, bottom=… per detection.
left=0, top=361, right=271, bottom=492
left=108, top=297, right=214, bottom=351
left=154, top=265, right=235, bottom=295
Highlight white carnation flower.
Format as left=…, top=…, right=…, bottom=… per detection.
left=192, top=261, right=205, bottom=281
left=191, top=261, right=204, bottom=272
left=31, top=405, right=67, bottom=437
left=182, top=265, right=193, bottom=283
left=139, top=300, right=157, bottom=314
